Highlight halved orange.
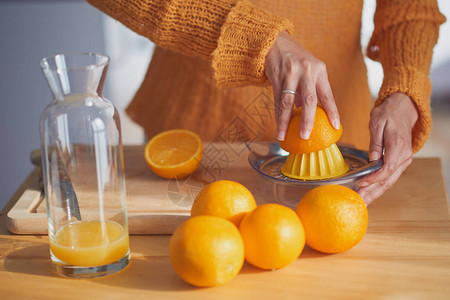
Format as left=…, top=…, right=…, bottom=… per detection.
left=280, top=107, right=342, bottom=154
left=144, top=129, right=203, bottom=179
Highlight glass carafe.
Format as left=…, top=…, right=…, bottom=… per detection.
left=39, top=53, right=129, bottom=278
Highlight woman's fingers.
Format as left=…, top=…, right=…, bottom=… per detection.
left=359, top=133, right=403, bottom=191
left=358, top=157, right=411, bottom=205
left=276, top=89, right=296, bottom=140
left=359, top=120, right=390, bottom=188
left=272, top=83, right=282, bottom=125
left=265, top=31, right=339, bottom=140
left=358, top=93, right=417, bottom=204
left=316, top=73, right=340, bottom=130
left=361, top=112, right=412, bottom=188
left=274, top=66, right=301, bottom=140
left=298, top=75, right=317, bottom=139
left=358, top=132, right=413, bottom=205
left=367, top=108, right=387, bottom=162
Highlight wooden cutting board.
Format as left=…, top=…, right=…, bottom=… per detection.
left=6, top=143, right=268, bottom=234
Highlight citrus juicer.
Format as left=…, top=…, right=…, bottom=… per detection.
left=281, top=143, right=349, bottom=180
left=247, top=142, right=382, bottom=208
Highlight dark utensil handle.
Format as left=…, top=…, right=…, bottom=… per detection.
left=30, top=148, right=82, bottom=221
left=30, top=149, right=42, bottom=166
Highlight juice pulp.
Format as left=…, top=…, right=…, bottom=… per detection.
left=50, top=220, right=129, bottom=267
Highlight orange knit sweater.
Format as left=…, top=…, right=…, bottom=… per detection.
left=87, top=0, right=445, bottom=152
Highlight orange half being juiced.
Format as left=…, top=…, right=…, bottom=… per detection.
left=280, top=107, right=349, bottom=180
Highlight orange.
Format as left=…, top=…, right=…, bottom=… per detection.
left=169, top=215, right=245, bottom=287
left=279, top=106, right=342, bottom=154
left=239, top=203, right=305, bottom=270
left=191, top=180, right=257, bottom=227
left=296, top=185, right=368, bottom=254
left=144, top=129, right=203, bottom=179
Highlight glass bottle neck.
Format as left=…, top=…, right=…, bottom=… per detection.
left=41, top=53, right=109, bottom=102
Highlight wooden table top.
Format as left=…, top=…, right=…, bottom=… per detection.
left=1, top=151, right=449, bottom=299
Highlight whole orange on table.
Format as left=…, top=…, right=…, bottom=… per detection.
left=191, top=180, right=257, bottom=227
left=239, top=203, right=305, bottom=270
left=144, top=129, right=203, bottom=179
left=296, top=185, right=368, bottom=253
left=169, top=215, right=245, bottom=287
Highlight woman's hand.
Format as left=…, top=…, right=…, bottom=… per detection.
left=264, top=31, right=340, bottom=140
left=358, top=93, right=419, bottom=205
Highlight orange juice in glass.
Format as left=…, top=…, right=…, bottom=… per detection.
left=40, top=53, right=130, bottom=278
left=50, top=220, right=129, bottom=267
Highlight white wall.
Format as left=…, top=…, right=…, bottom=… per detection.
left=0, top=1, right=106, bottom=209
left=101, top=16, right=152, bottom=145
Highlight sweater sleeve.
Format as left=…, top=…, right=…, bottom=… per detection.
left=367, top=0, right=446, bottom=153
left=86, top=0, right=293, bottom=87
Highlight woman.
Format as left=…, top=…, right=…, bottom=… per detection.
left=87, top=0, right=445, bottom=204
